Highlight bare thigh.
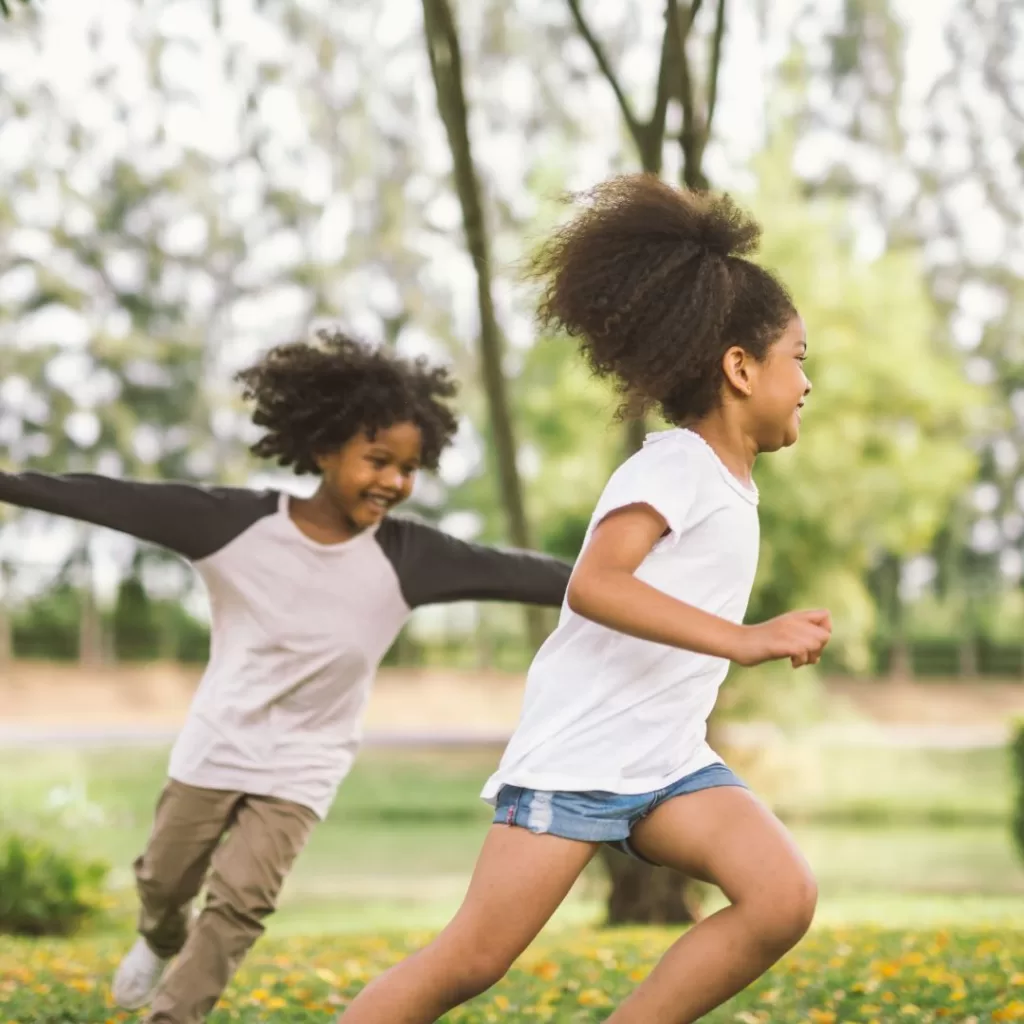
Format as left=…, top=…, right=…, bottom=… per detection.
left=629, top=785, right=817, bottom=914
left=335, top=824, right=600, bottom=1023
left=600, top=788, right=817, bottom=1024
left=438, top=824, right=598, bottom=964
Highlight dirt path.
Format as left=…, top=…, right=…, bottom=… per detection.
left=2, top=661, right=1023, bottom=733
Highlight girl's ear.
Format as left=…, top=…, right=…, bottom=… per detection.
left=722, top=346, right=754, bottom=396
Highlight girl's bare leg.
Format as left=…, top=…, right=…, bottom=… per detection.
left=605, top=786, right=817, bottom=1024
left=336, top=825, right=596, bottom=1024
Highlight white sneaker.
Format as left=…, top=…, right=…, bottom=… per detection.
left=112, top=937, right=171, bottom=1010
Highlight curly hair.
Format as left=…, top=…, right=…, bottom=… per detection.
left=235, top=328, right=459, bottom=474
left=528, top=174, right=796, bottom=424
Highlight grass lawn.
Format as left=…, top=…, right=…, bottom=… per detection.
left=1, top=743, right=1020, bottom=920
left=3, top=741, right=1024, bottom=1020
left=2, top=925, right=1024, bottom=1022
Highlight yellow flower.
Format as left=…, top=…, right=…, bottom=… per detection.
left=531, top=961, right=560, bottom=980
left=578, top=988, right=610, bottom=1007
left=808, top=1010, right=836, bottom=1024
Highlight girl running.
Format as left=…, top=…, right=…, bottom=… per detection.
left=336, top=176, right=832, bottom=1024
left=0, top=329, right=571, bottom=1024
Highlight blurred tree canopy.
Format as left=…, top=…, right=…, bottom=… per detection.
left=0, top=0, right=1014, bottom=685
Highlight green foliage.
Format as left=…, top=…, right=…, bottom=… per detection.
left=1011, top=719, right=1024, bottom=865
left=111, top=575, right=210, bottom=664
left=11, top=585, right=81, bottom=661
left=0, top=834, right=109, bottom=937
left=10, top=584, right=210, bottom=664
left=514, top=320, right=625, bottom=560
left=743, top=136, right=988, bottom=672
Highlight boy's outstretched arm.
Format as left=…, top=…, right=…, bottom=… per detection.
left=375, top=515, right=572, bottom=609
left=0, top=470, right=277, bottom=562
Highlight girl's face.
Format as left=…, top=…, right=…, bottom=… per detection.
left=317, top=422, right=423, bottom=532
left=743, top=314, right=812, bottom=453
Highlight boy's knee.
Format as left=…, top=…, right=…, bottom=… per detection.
left=204, top=867, right=281, bottom=933
left=135, top=858, right=194, bottom=908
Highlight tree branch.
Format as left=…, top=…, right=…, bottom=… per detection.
left=422, top=0, right=549, bottom=651
left=704, top=0, right=727, bottom=136
left=682, top=0, right=706, bottom=37
left=420, top=0, right=532, bottom=551
left=565, top=0, right=645, bottom=146
left=670, top=0, right=703, bottom=188
left=644, top=1, right=677, bottom=172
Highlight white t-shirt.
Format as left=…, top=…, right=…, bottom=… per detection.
left=481, top=428, right=761, bottom=801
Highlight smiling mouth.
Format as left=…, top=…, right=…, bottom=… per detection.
left=363, top=493, right=397, bottom=512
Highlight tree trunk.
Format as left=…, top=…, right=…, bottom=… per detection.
left=875, top=553, right=911, bottom=680
left=421, top=0, right=546, bottom=652
left=0, top=560, right=12, bottom=667
left=78, top=585, right=105, bottom=668
left=601, top=847, right=704, bottom=925
left=74, top=546, right=106, bottom=668
left=958, top=635, right=977, bottom=678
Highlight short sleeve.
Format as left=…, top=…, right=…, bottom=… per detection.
left=589, top=440, right=696, bottom=543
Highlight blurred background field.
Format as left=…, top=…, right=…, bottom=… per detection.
left=3, top=666, right=1024, bottom=937
left=1, top=0, right=1024, bottom=995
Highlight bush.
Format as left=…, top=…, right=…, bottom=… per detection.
left=1012, top=719, right=1024, bottom=864
left=0, top=833, right=110, bottom=937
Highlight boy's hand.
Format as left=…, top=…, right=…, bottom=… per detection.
left=733, top=609, right=832, bottom=668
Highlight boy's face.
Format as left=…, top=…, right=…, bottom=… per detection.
left=318, top=422, right=423, bottom=532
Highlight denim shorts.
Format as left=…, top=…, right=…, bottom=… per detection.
left=492, top=762, right=747, bottom=864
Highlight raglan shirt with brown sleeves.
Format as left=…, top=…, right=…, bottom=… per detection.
left=0, top=472, right=573, bottom=818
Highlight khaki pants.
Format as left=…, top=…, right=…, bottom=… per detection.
left=134, top=780, right=317, bottom=1024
